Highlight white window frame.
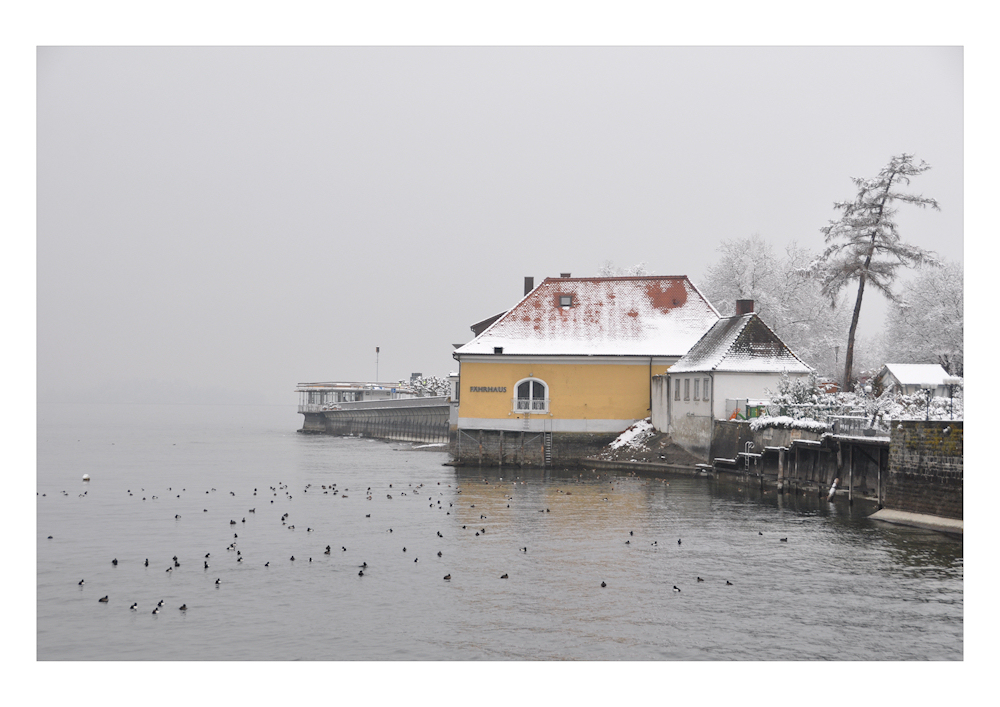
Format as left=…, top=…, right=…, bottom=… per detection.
left=513, top=377, right=549, bottom=413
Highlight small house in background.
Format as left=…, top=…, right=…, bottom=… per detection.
left=651, top=300, right=812, bottom=460
left=875, top=363, right=953, bottom=397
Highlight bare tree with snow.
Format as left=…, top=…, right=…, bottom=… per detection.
left=697, top=235, right=851, bottom=378
left=598, top=260, right=650, bottom=277
left=699, top=233, right=778, bottom=310
left=810, top=153, right=940, bottom=388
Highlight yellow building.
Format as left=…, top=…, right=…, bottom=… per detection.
left=451, top=275, right=719, bottom=466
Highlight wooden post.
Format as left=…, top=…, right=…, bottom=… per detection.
left=777, top=448, right=785, bottom=493
left=811, top=449, right=818, bottom=496
left=877, top=447, right=883, bottom=510
left=848, top=443, right=854, bottom=506
left=794, top=445, right=799, bottom=494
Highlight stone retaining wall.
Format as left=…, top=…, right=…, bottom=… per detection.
left=884, top=420, right=963, bottom=519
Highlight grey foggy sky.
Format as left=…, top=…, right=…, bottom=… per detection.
left=36, top=46, right=963, bottom=405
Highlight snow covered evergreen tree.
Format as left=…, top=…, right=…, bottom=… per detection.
left=880, top=260, right=963, bottom=375
left=810, top=154, right=940, bottom=388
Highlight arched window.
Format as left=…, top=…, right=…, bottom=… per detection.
left=514, top=378, right=548, bottom=412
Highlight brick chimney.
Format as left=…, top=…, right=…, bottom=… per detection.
left=524, top=276, right=534, bottom=295
left=736, top=299, right=754, bottom=315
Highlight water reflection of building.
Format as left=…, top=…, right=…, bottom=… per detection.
left=450, top=465, right=721, bottom=547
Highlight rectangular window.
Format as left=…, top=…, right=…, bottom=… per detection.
left=703, top=378, right=710, bottom=400
left=684, top=378, right=690, bottom=401
left=693, top=379, right=700, bottom=401
left=559, top=295, right=573, bottom=308
left=674, top=379, right=680, bottom=401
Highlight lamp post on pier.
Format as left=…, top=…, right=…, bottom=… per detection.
left=943, top=376, right=961, bottom=420
left=921, top=383, right=936, bottom=421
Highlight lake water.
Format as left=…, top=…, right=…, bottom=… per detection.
left=36, top=403, right=963, bottom=661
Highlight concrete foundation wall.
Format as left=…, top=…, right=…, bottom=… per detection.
left=300, top=412, right=327, bottom=433
left=710, top=420, right=755, bottom=463
left=670, top=414, right=713, bottom=461
left=450, top=429, right=618, bottom=468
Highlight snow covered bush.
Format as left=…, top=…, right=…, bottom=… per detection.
left=749, top=416, right=830, bottom=434
left=753, top=373, right=963, bottom=430
left=765, top=372, right=821, bottom=417
left=398, top=375, right=452, bottom=397
left=855, top=381, right=897, bottom=428
left=879, top=389, right=963, bottom=421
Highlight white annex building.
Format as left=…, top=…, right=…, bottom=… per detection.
left=652, top=300, right=812, bottom=460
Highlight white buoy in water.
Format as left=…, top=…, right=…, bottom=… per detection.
left=82, top=474, right=91, bottom=481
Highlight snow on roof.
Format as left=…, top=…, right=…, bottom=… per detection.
left=668, top=313, right=812, bottom=374
left=454, top=276, right=720, bottom=357
left=879, top=363, right=951, bottom=385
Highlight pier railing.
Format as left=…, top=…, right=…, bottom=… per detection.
left=774, top=403, right=866, bottom=422
left=827, top=416, right=871, bottom=435
left=513, top=398, right=549, bottom=413
left=298, top=396, right=450, bottom=414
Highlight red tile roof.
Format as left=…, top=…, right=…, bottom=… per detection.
left=456, top=276, right=720, bottom=357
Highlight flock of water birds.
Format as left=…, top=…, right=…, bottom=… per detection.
left=45, top=471, right=795, bottom=617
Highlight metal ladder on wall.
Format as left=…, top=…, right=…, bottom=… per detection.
left=543, top=428, right=552, bottom=467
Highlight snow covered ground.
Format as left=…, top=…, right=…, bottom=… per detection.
left=608, top=418, right=656, bottom=451
left=595, top=419, right=702, bottom=466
